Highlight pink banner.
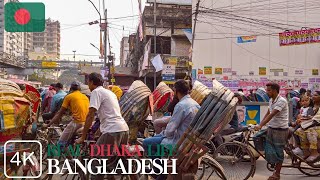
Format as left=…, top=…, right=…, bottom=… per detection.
left=279, top=28, right=320, bottom=46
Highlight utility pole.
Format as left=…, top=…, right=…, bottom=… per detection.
left=190, top=0, right=201, bottom=77
left=153, top=0, right=157, bottom=90
left=102, top=0, right=110, bottom=85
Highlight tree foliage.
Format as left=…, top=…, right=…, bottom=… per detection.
left=28, top=72, right=55, bottom=85
left=58, top=69, right=85, bottom=86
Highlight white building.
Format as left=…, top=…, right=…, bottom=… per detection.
left=192, top=0, right=320, bottom=86
left=0, top=0, right=26, bottom=58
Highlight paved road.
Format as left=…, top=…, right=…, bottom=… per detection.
left=250, top=158, right=319, bottom=180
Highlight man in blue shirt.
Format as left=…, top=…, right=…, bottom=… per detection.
left=42, top=83, right=67, bottom=121
left=143, top=80, right=200, bottom=154
left=50, top=83, right=67, bottom=113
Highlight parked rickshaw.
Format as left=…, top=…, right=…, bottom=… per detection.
left=0, top=79, right=41, bottom=179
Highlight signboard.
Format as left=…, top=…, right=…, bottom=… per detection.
left=162, top=65, right=176, bottom=75
left=168, top=57, right=177, bottom=65
left=270, top=69, right=283, bottom=73
left=312, top=69, right=319, bottom=75
left=198, top=68, right=203, bottom=74
left=41, top=61, right=57, bottom=68
left=192, top=69, right=196, bottom=79
left=100, top=23, right=107, bottom=30
left=295, top=70, right=304, bottom=75
left=215, top=68, right=222, bottom=75
left=223, top=68, right=232, bottom=73
left=259, top=67, right=266, bottom=75
left=147, top=0, right=191, bottom=5
left=239, top=105, right=262, bottom=126
left=197, top=75, right=213, bottom=88
left=110, top=67, right=115, bottom=74
left=162, top=64, right=175, bottom=84
left=237, top=36, right=257, bottom=43
left=204, top=66, right=212, bottom=75
left=260, top=77, right=268, bottom=82
left=279, top=28, right=320, bottom=46
left=232, top=71, right=237, bottom=76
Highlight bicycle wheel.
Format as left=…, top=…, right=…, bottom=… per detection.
left=213, top=142, right=256, bottom=180
left=196, top=154, right=227, bottom=180
left=205, top=140, right=217, bottom=155
left=298, top=160, right=320, bottom=176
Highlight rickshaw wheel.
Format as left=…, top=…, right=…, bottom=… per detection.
left=298, top=160, right=320, bottom=176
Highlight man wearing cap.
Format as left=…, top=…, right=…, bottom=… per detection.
left=44, top=81, right=90, bottom=146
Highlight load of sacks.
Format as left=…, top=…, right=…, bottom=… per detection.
left=119, top=80, right=152, bottom=142
left=152, top=82, right=174, bottom=113
left=190, top=80, right=211, bottom=105
left=0, top=78, right=34, bottom=165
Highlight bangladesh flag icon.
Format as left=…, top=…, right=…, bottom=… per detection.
left=5, top=2, right=45, bottom=32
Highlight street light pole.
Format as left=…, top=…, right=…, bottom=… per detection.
left=88, top=0, right=102, bottom=25
left=88, top=0, right=104, bottom=67
left=104, top=9, right=109, bottom=85
left=90, top=43, right=100, bottom=53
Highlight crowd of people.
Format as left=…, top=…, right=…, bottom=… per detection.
left=37, top=77, right=320, bottom=180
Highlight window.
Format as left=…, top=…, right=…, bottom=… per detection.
left=150, top=36, right=171, bottom=54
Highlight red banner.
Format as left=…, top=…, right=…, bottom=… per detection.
left=279, top=28, right=320, bottom=46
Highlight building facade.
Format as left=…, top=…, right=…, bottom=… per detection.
left=0, top=0, right=26, bottom=57
left=0, top=0, right=28, bottom=69
left=120, top=37, right=129, bottom=67
left=192, top=0, right=320, bottom=84
left=31, top=19, right=61, bottom=60
left=128, top=2, right=192, bottom=89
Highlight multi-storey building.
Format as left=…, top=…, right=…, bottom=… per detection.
left=120, top=37, right=130, bottom=67
left=128, top=2, right=192, bottom=90
left=0, top=0, right=25, bottom=58
left=31, top=18, right=60, bottom=60
left=23, top=32, right=32, bottom=56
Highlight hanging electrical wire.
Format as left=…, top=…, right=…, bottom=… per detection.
left=197, top=17, right=315, bottom=71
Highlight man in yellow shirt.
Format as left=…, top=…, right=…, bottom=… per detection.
left=44, top=81, right=89, bottom=146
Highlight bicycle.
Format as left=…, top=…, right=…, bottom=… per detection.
left=213, top=125, right=320, bottom=180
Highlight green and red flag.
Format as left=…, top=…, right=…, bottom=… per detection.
left=5, top=2, right=45, bottom=32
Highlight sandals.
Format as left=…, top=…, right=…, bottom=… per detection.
left=267, top=174, right=280, bottom=180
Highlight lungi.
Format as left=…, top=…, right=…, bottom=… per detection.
left=265, top=127, right=289, bottom=164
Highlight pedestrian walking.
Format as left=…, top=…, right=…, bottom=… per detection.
left=254, top=82, right=289, bottom=180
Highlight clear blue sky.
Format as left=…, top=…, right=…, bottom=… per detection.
left=22, top=0, right=146, bottom=65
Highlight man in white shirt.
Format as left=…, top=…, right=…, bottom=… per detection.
left=255, top=83, right=289, bottom=180
left=76, top=73, right=129, bottom=179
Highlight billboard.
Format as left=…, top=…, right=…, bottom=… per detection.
left=147, top=0, right=191, bottom=5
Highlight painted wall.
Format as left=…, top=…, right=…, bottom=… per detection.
left=192, top=0, right=320, bottom=82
